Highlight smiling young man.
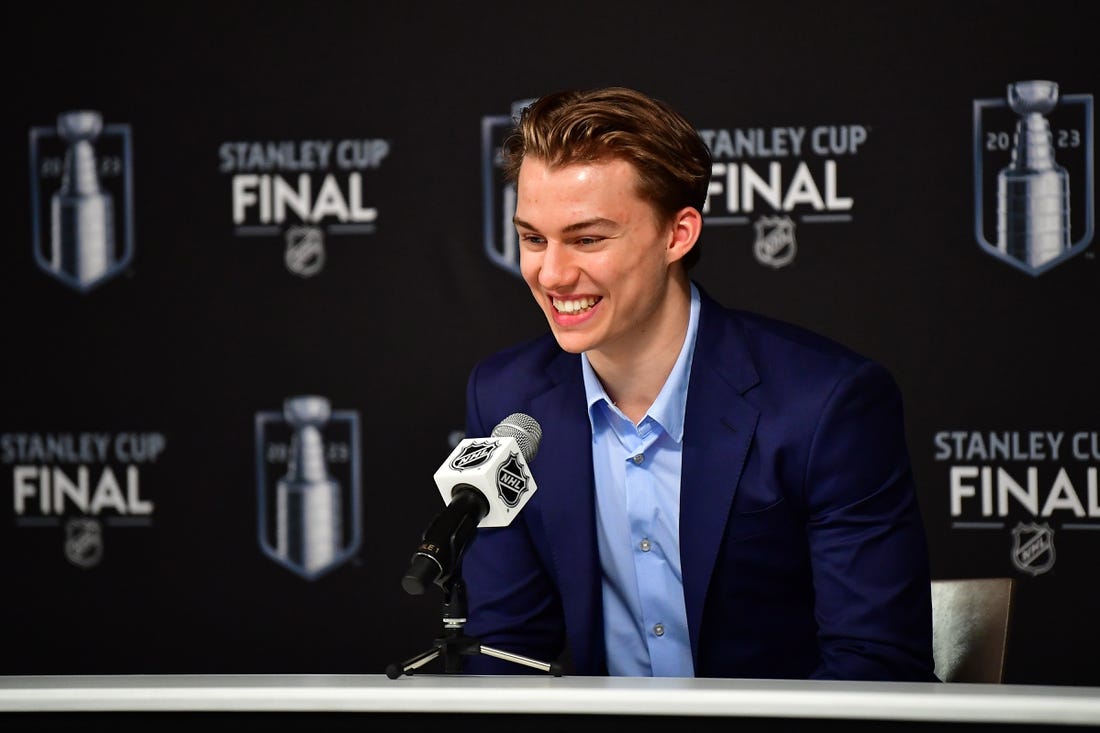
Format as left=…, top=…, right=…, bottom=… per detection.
left=460, top=87, right=937, bottom=681
left=513, top=155, right=698, bottom=425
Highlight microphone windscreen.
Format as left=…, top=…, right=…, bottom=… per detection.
left=490, top=413, right=543, bottom=462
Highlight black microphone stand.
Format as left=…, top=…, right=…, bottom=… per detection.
left=385, top=561, right=563, bottom=679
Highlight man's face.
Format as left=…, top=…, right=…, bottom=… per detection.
left=514, top=156, right=680, bottom=360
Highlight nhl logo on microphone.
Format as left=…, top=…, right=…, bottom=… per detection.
left=496, top=452, right=530, bottom=508
left=449, top=441, right=497, bottom=471
left=434, top=435, right=539, bottom=528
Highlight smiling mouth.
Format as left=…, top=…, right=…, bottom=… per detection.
left=552, top=296, right=600, bottom=314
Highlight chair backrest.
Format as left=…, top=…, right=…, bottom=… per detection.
left=930, top=577, right=1016, bottom=683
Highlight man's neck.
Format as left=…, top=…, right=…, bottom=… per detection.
left=586, top=276, right=692, bottom=424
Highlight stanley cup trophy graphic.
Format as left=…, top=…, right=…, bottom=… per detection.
left=482, top=98, right=535, bottom=277
left=996, top=81, right=1071, bottom=268
left=50, top=110, right=117, bottom=286
left=274, top=396, right=343, bottom=575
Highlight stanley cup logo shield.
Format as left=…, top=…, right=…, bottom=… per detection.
left=973, top=81, right=1094, bottom=276
left=29, top=111, right=135, bottom=292
left=482, top=98, right=535, bottom=277
left=255, top=396, right=362, bottom=580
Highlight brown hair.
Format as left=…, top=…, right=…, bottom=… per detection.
left=500, top=87, right=712, bottom=268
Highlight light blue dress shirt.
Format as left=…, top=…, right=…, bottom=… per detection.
left=580, top=283, right=701, bottom=677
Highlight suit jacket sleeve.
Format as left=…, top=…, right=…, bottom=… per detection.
left=802, top=360, right=936, bottom=681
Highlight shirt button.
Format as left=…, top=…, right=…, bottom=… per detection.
left=639, top=538, right=651, bottom=552
left=653, top=623, right=665, bottom=637
left=632, top=453, right=644, bottom=464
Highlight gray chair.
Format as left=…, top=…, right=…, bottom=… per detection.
left=930, top=577, right=1016, bottom=683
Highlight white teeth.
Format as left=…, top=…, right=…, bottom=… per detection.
left=553, top=296, right=597, bottom=314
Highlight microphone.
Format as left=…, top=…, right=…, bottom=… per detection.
left=401, top=413, right=542, bottom=596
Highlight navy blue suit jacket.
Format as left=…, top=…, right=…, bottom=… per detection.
left=461, top=288, right=936, bottom=680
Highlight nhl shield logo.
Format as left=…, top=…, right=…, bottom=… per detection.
left=481, top=99, right=535, bottom=277
left=973, top=81, right=1094, bottom=276
left=255, top=396, right=362, bottom=580
left=284, top=225, right=325, bottom=277
left=64, top=517, right=104, bottom=569
left=29, top=111, right=135, bottom=292
left=753, top=215, right=797, bottom=268
left=496, top=451, right=530, bottom=508
left=450, top=440, right=497, bottom=471
left=1011, top=521, right=1056, bottom=576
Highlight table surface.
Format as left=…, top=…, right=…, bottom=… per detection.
left=2, top=674, right=1100, bottom=726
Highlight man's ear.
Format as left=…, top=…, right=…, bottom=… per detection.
left=667, top=206, right=702, bottom=265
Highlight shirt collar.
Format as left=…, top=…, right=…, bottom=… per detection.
left=581, top=282, right=701, bottom=442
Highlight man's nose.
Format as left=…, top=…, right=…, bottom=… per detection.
left=538, top=243, right=578, bottom=289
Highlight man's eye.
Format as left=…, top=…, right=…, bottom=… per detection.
left=520, top=234, right=546, bottom=245
left=576, top=237, right=601, bottom=246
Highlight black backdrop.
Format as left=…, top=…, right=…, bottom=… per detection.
left=2, top=0, right=1097, bottom=686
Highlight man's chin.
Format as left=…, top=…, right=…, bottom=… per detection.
left=547, top=327, right=592, bottom=355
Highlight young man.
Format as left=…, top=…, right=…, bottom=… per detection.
left=461, top=87, right=936, bottom=680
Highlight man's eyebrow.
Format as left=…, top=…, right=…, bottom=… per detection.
left=513, top=216, right=618, bottom=233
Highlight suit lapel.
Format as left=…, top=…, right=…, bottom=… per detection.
left=529, top=352, right=604, bottom=673
left=679, top=293, right=760, bottom=663
left=521, top=291, right=760, bottom=672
